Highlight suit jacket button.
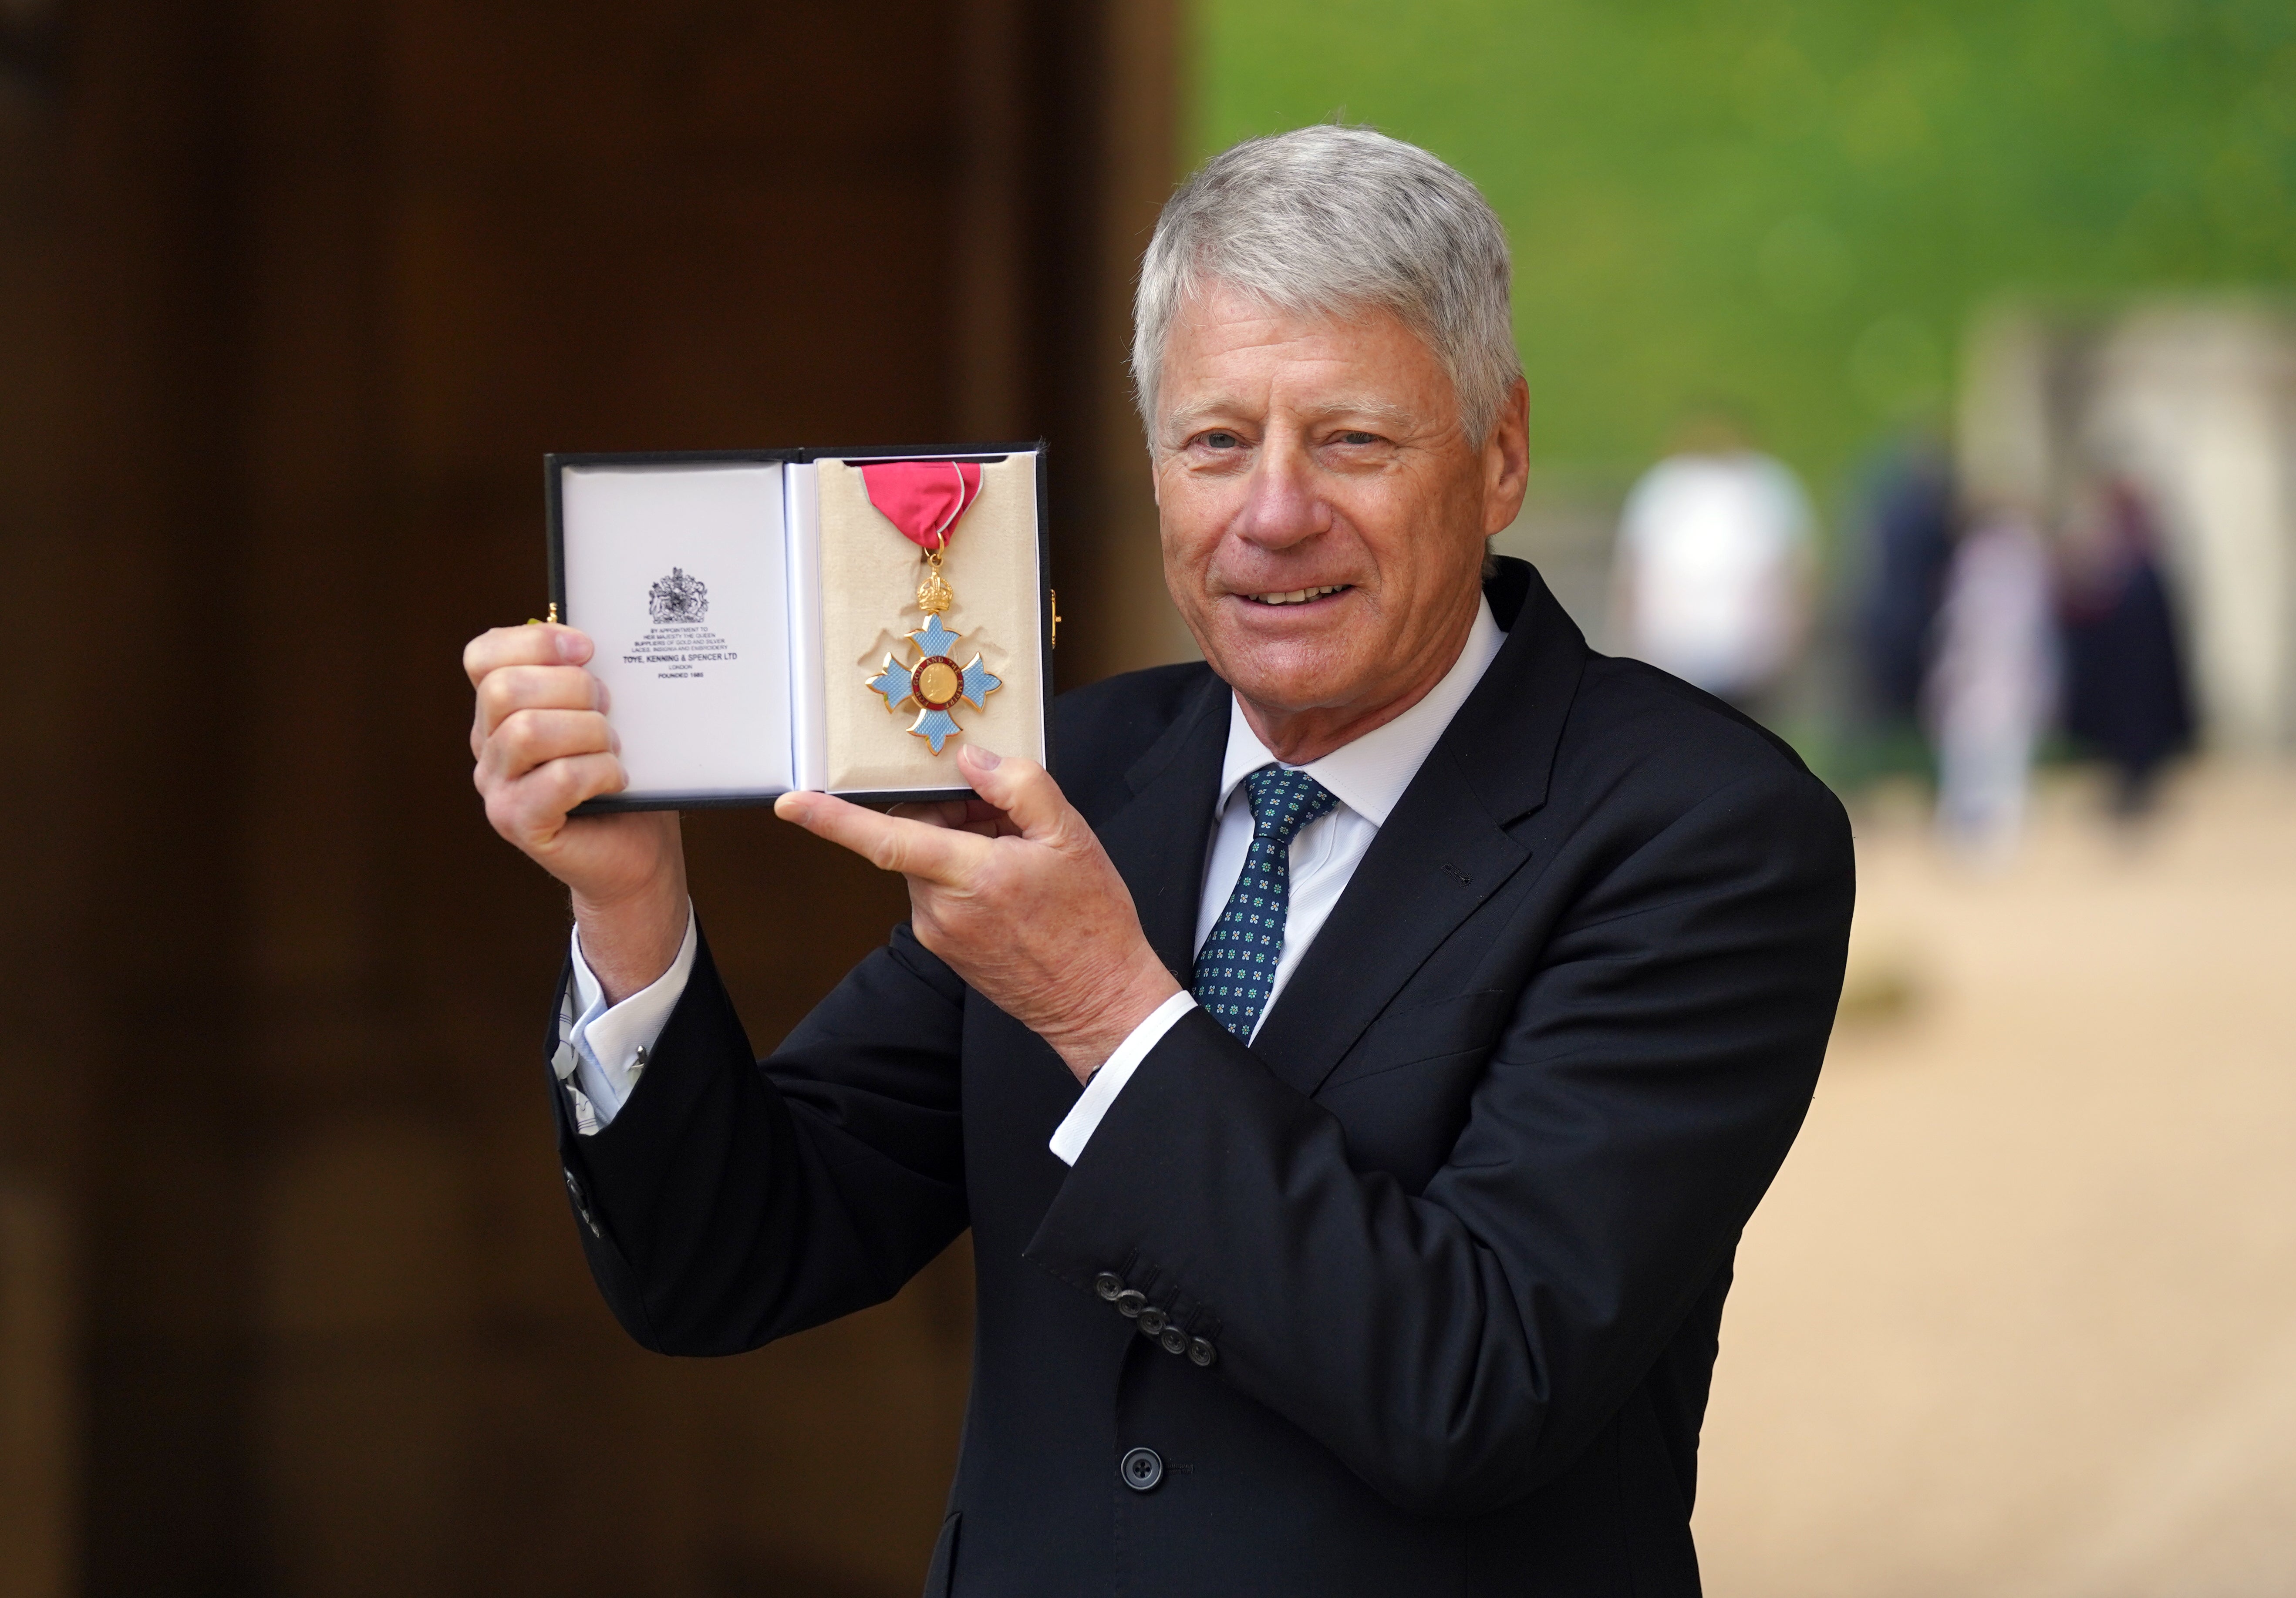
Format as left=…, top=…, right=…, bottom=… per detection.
left=1093, top=1273, right=1124, bottom=1301
left=1188, top=1337, right=1216, bottom=1367
left=561, top=1171, right=600, bottom=1237
left=1160, top=1326, right=1189, bottom=1356
left=1120, top=1447, right=1163, bottom=1492
left=1115, top=1289, right=1146, bottom=1318
left=1136, top=1307, right=1167, bottom=1336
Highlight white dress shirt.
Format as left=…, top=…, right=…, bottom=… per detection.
left=558, top=905, right=699, bottom=1132
left=566, top=595, right=1505, bottom=1167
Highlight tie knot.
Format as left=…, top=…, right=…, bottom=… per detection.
left=1244, top=765, right=1338, bottom=844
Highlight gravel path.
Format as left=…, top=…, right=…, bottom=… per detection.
left=1696, top=763, right=2296, bottom=1598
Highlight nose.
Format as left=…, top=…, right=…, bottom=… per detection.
left=1231, top=432, right=1328, bottom=552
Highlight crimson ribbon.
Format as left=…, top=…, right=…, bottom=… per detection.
left=861, top=460, right=984, bottom=552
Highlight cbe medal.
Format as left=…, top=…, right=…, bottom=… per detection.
left=860, top=461, right=1003, bottom=754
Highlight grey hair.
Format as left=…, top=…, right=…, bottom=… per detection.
left=1132, top=125, right=1522, bottom=447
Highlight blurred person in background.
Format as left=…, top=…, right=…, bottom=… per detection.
left=1849, top=432, right=1955, bottom=743
left=2059, top=471, right=2194, bottom=818
left=1925, top=499, right=2057, bottom=862
left=1611, top=408, right=1817, bottom=724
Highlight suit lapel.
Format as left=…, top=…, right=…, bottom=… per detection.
left=1249, top=563, right=1588, bottom=1097
left=1091, top=670, right=1231, bottom=982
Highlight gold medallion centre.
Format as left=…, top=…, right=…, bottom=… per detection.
left=912, top=657, right=962, bottom=710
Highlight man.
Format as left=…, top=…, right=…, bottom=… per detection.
left=465, top=127, right=1853, bottom=1596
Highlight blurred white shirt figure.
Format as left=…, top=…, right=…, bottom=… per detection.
left=1615, top=440, right=1815, bottom=709
left=1926, top=510, right=2057, bottom=862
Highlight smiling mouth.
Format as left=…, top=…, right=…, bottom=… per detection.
left=1242, top=584, right=1351, bottom=606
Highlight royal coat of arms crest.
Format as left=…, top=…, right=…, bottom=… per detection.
left=647, top=567, right=709, bottom=625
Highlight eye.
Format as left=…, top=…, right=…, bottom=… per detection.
left=1336, top=431, right=1379, bottom=446
left=1200, top=430, right=1243, bottom=450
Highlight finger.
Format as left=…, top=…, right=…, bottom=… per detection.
left=484, top=707, right=616, bottom=784
left=490, top=751, right=627, bottom=846
left=967, top=795, right=1025, bottom=838
left=463, top=623, right=593, bottom=688
left=775, top=791, right=985, bottom=883
left=887, top=798, right=975, bottom=830
left=893, top=796, right=1016, bottom=831
left=476, top=663, right=610, bottom=740
left=954, top=745, right=1078, bottom=845
left=887, top=798, right=1011, bottom=841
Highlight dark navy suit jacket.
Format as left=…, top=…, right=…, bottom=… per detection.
left=548, top=559, right=1855, bottom=1596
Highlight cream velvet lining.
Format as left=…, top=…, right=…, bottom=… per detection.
left=817, top=454, right=1045, bottom=793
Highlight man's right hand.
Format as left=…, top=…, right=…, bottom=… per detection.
left=465, top=622, right=688, bottom=1003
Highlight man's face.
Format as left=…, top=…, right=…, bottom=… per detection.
left=1152, top=282, right=1526, bottom=736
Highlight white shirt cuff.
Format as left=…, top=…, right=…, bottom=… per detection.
left=1046, top=990, right=1197, bottom=1166
left=558, top=904, right=698, bottom=1132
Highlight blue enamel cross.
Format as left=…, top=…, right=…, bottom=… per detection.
left=866, top=613, right=1003, bottom=754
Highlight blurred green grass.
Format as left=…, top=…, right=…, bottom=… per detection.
left=1196, top=0, right=2296, bottom=504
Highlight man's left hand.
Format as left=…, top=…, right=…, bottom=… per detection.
left=774, top=746, right=1182, bottom=1082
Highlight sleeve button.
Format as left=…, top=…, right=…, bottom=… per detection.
left=1115, top=1289, right=1146, bottom=1318
left=1136, top=1307, right=1167, bottom=1336
left=1188, top=1337, right=1217, bottom=1367
left=1160, top=1326, right=1189, bottom=1356
left=1093, top=1273, right=1124, bottom=1301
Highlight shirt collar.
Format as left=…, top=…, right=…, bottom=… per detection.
left=1216, top=592, right=1505, bottom=826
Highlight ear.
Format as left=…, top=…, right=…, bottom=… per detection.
left=1481, top=378, right=1531, bottom=537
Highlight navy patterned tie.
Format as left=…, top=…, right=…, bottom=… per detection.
left=1192, top=765, right=1340, bottom=1041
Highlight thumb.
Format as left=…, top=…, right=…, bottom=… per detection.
left=957, top=744, right=1075, bottom=844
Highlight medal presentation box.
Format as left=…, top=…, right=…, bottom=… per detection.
left=545, top=444, right=1052, bottom=810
